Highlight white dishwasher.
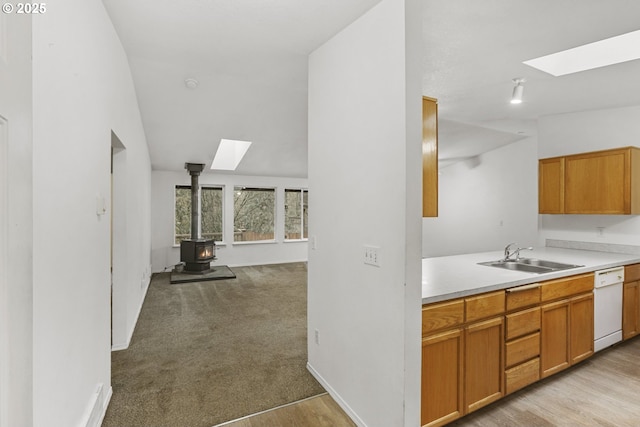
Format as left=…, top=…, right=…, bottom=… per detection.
left=594, top=266, right=625, bottom=352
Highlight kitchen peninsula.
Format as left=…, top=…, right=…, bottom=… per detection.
left=420, top=245, right=640, bottom=427
left=422, top=246, right=640, bottom=304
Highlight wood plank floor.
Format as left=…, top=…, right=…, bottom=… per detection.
left=214, top=394, right=356, bottom=427
left=449, top=336, right=640, bottom=427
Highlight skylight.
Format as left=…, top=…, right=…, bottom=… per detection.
left=210, top=139, right=252, bottom=170
left=523, top=29, right=640, bottom=76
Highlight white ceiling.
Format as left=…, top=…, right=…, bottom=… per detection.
left=103, top=0, right=640, bottom=176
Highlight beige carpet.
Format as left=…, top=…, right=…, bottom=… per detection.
left=103, top=262, right=324, bottom=427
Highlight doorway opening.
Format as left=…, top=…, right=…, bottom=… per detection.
left=111, top=131, right=127, bottom=349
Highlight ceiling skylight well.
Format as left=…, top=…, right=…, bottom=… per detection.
left=523, top=29, right=640, bottom=76
left=210, top=139, right=252, bottom=170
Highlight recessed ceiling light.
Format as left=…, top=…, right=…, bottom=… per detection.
left=210, top=139, right=252, bottom=171
left=523, top=29, right=640, bottom=76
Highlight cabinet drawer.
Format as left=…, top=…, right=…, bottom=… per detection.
left=422, top=299, right=464, bottom=334
left=505, top=357, right=540, bottom=395
left=505, top=332, right=540, bottom=368
left=465, top=291, right=505, bottom=323
left=626, top=264, right=640, bottom=282
left=541, top=273, right=594, bottom=302
left=506, top=284, right=540, bottom=311
left=506, top=307, right=541, bottom=340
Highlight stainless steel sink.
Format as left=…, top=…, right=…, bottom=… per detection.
left=478, top=258, right=583, bottom=274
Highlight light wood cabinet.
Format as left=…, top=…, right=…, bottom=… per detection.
left=421, top=328, right=463, bottom=427
left=623, top=264, right=640, bottom=340
left=538, top=146, right=640, bottom=214
left=570, top=292, right=594, bottom=364
left=421, top=291, right=504, bottom=426
left=422, top=272, right=599, bottom=424
left=465, top=317, right=504, bottom=413
left=540, top=299, right=570, bottom=378
left=422, top=97, right=438, bottom=218
left=504, top=284, right=541, bottom=394
left=540, top=274, right=594, bottom=379
left=539, top=157, right=564, bottom=214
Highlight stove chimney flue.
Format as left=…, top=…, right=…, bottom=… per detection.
left=185, top=163, right=205, bottom=239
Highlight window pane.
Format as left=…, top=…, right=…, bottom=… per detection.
left=234, top=187, right=275, bottom=242
left=285, top=189, right=302, bottom=239
left=201, top=187, right=223, bottom=242
left=175, top=186, right=191, bottom=245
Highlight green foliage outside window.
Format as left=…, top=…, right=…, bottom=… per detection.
left=234, top=187, right=275, bottom=242
left=284, top=189, right=308, bottom=240
left=174, top=186, right=223, bottom=245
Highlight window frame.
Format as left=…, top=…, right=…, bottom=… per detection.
left=284, top=188, right=308, bottom=242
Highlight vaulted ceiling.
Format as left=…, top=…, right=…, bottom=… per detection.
left=103, top=0, right=640, bottom=176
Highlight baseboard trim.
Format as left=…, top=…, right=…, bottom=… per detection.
left=111, top=275, right=151, bottom=352
left=306, top=362, right=367, bottom=427
left=77, top=384, right=112, bottom=427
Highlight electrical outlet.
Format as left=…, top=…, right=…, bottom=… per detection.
left=363, top=245, right=380, bottom=267
left=314, top=329, right=319, bottom=345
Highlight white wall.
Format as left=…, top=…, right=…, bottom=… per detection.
left=151, top=170, right=308, bottom=271
left=307, top=0, right=422, bottom=425
left=0, top=13, right=33, bottom=427
left=538, top=106, right=640, bottom=247
left=31, top=1, right=151, bottom=426
left=423, top=137, right=539, bottom=257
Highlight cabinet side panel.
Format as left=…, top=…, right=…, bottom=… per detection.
left=422, top=97, right=438, bottom=218
left=632, top=147, right=640, bottom=214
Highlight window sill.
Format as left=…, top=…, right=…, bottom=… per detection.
left=172, top=241, right=228, bottom=248
left=284, top=239, right=309, bottom=243
left=232, top=240, right=277, bottom=246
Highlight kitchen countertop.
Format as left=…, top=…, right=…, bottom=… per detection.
left=422, top=247, right=640, bottom=304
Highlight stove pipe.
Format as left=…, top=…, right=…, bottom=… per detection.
left=185, top=162, right=205, bottom=239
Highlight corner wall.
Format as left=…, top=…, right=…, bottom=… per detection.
left=307, top=0, right=422, bottom=425
left=0, top=13, right=33, bottom=427
left=537, top=106, right=640, bottom=247
left=422, top=137, right=539, bottom=257
left=151, top=170, right=308, bottom=271
left=31, top=1, right=151, bottom=425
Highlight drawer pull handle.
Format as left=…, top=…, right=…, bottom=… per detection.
left=507, top=283, right=540, bottom=293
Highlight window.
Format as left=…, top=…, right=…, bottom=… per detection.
left=201, top=186, right=223, bottom=242
left=234, top=187, right=275, bottom=242
left=175, top=186, right=191, bottom=245
left=285, top=189, right=308, bottom=240
left=174, top=186, right=223, bottom=245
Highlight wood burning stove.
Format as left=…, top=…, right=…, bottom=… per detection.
left=180, top=163, right=216, bottom=273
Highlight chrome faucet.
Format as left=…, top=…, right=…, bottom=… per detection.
left=503, top=243, right=533, bottom=261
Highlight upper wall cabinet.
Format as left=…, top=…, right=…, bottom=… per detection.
left=539, top=146, right=640, bottom=215
left=423, top=97, right=438, bottom=217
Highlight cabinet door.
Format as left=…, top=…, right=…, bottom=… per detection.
left=539, top=157, right=564, bottom=214
left=564, top=148, right=629, bottom=214
left=541, top=300, right=570, bottom=378
left=570, top=293, right=594, bottom=364
left=422, top=328, right=463, bottom=427
left=623, top=281, right=640, bottom=340
left=464, top=317, right=504, bottom=413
